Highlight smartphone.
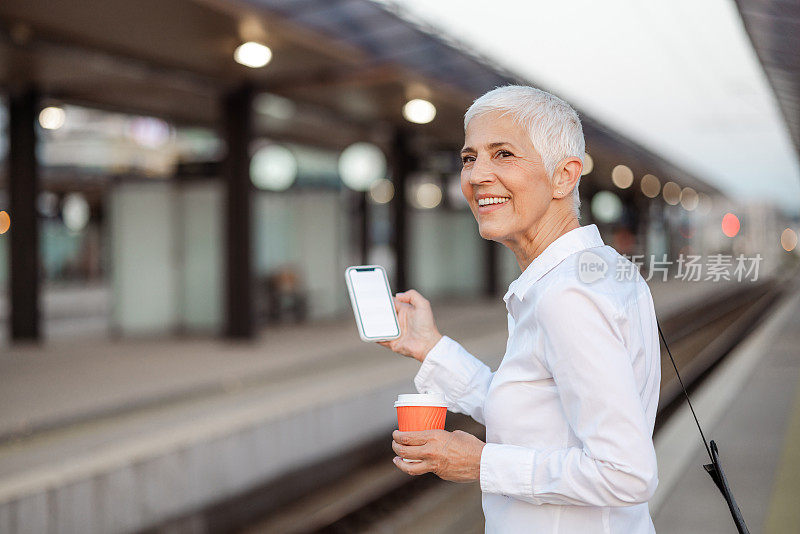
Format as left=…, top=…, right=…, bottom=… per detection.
left=345, top=265, right=401, bottom=342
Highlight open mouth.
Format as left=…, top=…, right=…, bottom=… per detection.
left=477, top=197, right=510, bottom=208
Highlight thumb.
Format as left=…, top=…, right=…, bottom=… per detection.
left=396, top=289, right=426, bottom=307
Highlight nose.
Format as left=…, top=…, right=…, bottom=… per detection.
left=468, top=155, right=497, bottom=185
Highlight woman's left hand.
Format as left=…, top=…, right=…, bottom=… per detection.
left=391, top=429, right=485, bottom=483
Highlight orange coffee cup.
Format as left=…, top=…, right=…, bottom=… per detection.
left=394, top=393, right=448, bottom=463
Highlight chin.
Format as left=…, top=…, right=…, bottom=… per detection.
left=477, top=223, right=504, bottom=242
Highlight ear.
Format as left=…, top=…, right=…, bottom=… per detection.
left=552, top=157, right=582, bottom=199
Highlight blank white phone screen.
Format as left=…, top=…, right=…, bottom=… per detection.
left=349, top=268, right=399, bottom=338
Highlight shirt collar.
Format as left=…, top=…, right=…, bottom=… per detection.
left=503, top=224, right=605, bottom=304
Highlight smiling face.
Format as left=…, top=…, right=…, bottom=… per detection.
left=461, top=111, right=554, bottom=246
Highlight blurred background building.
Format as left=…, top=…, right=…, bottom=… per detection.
left=0, top=0, right=796, bottom=344
left=0, top=1, right=798, bottom=533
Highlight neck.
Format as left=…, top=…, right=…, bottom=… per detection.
left=505, top=205, right=580, bottom=272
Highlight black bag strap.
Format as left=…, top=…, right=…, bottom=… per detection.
left=656, top=319, right=750, bottom=534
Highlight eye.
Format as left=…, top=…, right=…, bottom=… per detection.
left=496, top=149, right=513, bottom=158
left=461, top=154, right=475, bottom=164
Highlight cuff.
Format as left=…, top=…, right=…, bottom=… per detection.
left=480, top=443, right=536, bottom=500
left=413, top=335, right=459, bottom=393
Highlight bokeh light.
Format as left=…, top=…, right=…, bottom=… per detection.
left=234, top=42, right=272, bottom=68
left=697, top=193, right=713, bottom=215
left=39, top=106, right=65, bottom=130
left=415, top=183, right=442, bottom=209
left=680, top=187, right=698, bottom=211
left=721, top=212, right=740, bottom=238
left=129, top=117, right=171, bottom=148
left=254, top=93, right=295, bottom=120
left=402, top=99, right=436, bottom=124
left=679, top=222, right=696, bottom=239
left=591, top=190, right=623, bottom=223
left=446, top=174, right=468, bottom=207
left=250, top=145, right=298, bottom=191
left=611, top=165, right=634, bottom=189
left=582, top=153, right=594, bottom=175
left=63, top=193, right=90, bottom=232
left=0, top=211, right=10, bottom=234
left=781, top=228, right=797, bottom=252
left=662, top=181, right=681, bottom=205
left=640, top=174, right=660, bottom=198
left=339, top=142, right=387, bottom=191
left=369, top=179, right=394, bottom=204
left=37, top=191, right=59, bottom=217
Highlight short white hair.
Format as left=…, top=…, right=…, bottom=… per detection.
left=464, top=85, right=585, bottom=216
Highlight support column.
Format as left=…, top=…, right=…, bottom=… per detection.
left=390, top=130, right=411, bottom=292
left=223, top=85, right=255, bottom=339
left=350, top=189, right=369, bottom=265
left=359, top=191, right=369, bottom=264
left=634, top=194, right=650, bottom=257
left=8, top=87, right=40, bottom=341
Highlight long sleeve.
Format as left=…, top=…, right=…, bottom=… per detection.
left=479, top=282, right=659, bottom=507
left=413, top=335, right=494, bottom=425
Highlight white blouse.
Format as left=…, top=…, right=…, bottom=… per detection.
left=414, top=224, right=661, bottom=533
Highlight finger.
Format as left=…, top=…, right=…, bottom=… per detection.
left=395, top=289, right=428, bottom=305
left=392, top=440, right=427, bottom=460
left=394, top=292, right=414, bottom=305
left=394, top=292, right=418, bottom=307
left=392, top=456, right=431, bottom=476
left=402, top=289, right=429, bottom=307
left=392, top=430, right=432, bottom=446
left=393, top=299, right=410, bottom=314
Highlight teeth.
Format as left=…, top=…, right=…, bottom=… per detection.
left=478, top=197, right=510, bottom=206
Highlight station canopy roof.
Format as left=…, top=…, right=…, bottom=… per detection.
left=735, top=0, right=800, bottom=160
left=0, top=0, right=719, bottom=194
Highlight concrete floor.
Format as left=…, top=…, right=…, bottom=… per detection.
left=0, top=277, right=747, bottom=440
left=0, top=276, right=781, bottom=533
left=653, top=286, right=800, bottom=534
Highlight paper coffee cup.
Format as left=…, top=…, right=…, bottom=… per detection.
left=394, top=393, right=448, bottom=463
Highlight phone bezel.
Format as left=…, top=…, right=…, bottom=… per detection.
left=345, top=265, right=401, bottom=342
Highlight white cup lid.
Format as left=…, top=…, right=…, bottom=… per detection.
left=394, top=393, right=447, bottom=407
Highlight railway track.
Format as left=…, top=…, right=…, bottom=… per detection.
left=168, top=278, right=787, bottom=534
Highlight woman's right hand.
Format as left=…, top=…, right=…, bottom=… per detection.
left=378, top=289, right=442, bottom=363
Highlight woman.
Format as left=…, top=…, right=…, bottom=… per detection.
left=380, top=85, right=661, bottom=533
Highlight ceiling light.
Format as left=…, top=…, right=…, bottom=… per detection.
left=591, top=191, right=623, bottom=223
left=415, top=183, right=442, bottom=209
left=680, top=187, right=698, bottom=211
left=39, top=106, right=65, bottom=130
left=582, top=153, right=594, bottom=175
left=339, top=142, right=387, bottom=191
left=63, top=193, right=90, bottom=232
left=369, top=179, right=394, bottom=204
left=234, top=42, right=272, bottom=68
left=697, top=193, right=713, bottom=215
left=254, top=93, right=295, bottom=120
left=640, top=174, right=660, bottom=198
left=403, top=99, right=436, bottom=124
left=611, top=165, right=634, bottom=189
left=662, top=181, right=681, bottom=205
left=250, top=145, right=297, bottom=191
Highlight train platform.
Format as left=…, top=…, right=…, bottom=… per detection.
left=652, top=277, right=800, bottom=533
left=0, top=276, right=790, bottom=532
left=0, top=277, right=745, bottom=442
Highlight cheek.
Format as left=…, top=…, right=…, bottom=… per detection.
left=511, top=181, right=550, bottom=219
left=460, top=172, right=471, bottom=198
